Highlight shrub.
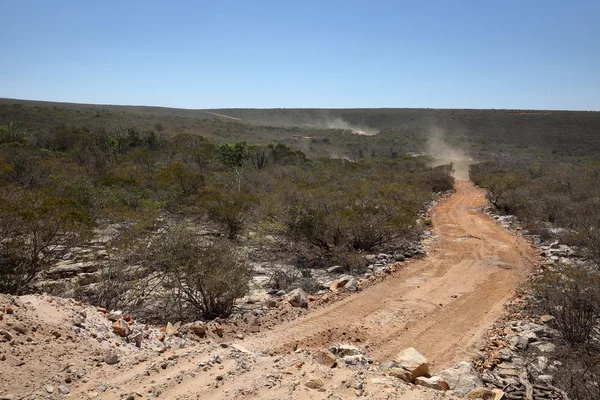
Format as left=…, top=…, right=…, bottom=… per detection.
left=535, top=265, right=600, bottom=345
left=148, top=228, right=251, bottom=319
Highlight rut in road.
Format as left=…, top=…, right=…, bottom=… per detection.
left=243, top=180, right=537, bottom=369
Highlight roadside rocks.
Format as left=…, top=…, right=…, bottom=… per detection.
left=437, top=361, right=482, bottom=396
left=285, top=288, right=308, bottom=308
left=393, top=347, right=429, bottom=383
left=415, top=376, right=450, bottom=391
left=112, top=318, right=132, bottom=337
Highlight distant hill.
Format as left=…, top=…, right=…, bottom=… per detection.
left=1, top=98, right=599, bottom=161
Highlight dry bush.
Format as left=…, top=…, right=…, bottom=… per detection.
left=535, top=265, right=600, bottom=345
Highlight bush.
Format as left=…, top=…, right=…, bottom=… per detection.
left=535, top=265, right=600, bottom=345
left=148, top=228, right=251, bottom=319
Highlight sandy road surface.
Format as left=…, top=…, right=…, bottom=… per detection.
left=244, top=180, right=536, bottom=368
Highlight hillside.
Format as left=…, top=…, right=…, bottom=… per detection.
left=1, top=98, right=599, bottom=162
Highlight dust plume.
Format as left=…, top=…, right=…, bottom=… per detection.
left=425, top=128, right=471, bottom=180
left=321, top=118, right=379, bottom=136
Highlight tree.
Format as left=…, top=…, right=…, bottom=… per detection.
left=149, top=227, right=250, bottom=319
left=0, top=186, right=93, bottom=294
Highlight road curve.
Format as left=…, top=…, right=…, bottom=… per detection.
left=243, top=180, right=537, bottom=369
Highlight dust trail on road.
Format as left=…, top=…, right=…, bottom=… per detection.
left=243, top=180, right=536, bottom=369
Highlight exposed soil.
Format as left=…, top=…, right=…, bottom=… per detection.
left=0, top=181, right=538, bottom=399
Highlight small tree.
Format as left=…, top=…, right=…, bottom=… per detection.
left=150, top=228, right=250, bottom=319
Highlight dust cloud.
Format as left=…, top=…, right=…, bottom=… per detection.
left=321, top=118, right=379, bottom=136
left=425, top=128, right=471, bottom=180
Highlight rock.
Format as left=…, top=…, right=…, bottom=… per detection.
left=87, top=391, right=99, bottom=399
left=314, top=349, right=337, bottom=368
left=437, top=362, right=482, bottom=397
left=378, top=361, right=398, bottom=372
left=12, top=322, right=27, bottom=335
left=329, top=343, right=363, bottom=357
left=190, top=321, right=206, bottom=336
left=393, top=347, right=429, bottom=382
left=4, top=306, right=13, bottom=314
left=539, top=314, right=554, bottom=323
left=327, top=265, right=345, bottom=274
left=344, top=278, right=357, bottom=291
left=211, top=322, right=223, bottom=337
left=330, top=275, right=353, bottom=292
left=130, top=332, right=143, bottom=348
left=466, top=387, right=496, bottom=399
left=104, top=351, right=119, bottom=365
left=285, top=288, right=308, bottom=308
left=490, top=389, right=506, bottom=400
left=105, top=310, right=123, bottom=322
left=112, top=318, right=131, bottom=337
left=533, top=342, right=556, bottom=353
left=506, top=334, right=528, bottom=351
left=0, top=329, right=13, bottom=341
left=45, top=385, right=55, bottom=394
left=58, top=385, right=69, bottom=395
left=388, top=368, right=412, bottom=382
left=343, top=354, right=369, bottom=365
left=305, top=378, right=324, bottom=389
left=165, top=322, right=177, bottom=336
left=393, top=252, right=406, bottom=262
left=415, top=376, right=450, bottom=391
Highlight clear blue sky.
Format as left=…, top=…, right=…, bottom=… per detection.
left=1, top=0, right=598, bottom=110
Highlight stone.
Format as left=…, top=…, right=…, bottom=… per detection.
left=330, top=275, right=353, bottom=292
left=491, top=389, right=507, bottom=400
left=466, top=387, right=496, bottom=399
left=437, top=362, right=482, bottom=397
left=305, top=378, right=324, bottom=389
left=0, top=329, right=13, bottom=341
left=58, top=385, right=69, bottom=395
left=112, top=318, right=131, bottom=337
left=344, top=278, right=358, bottom=291
left=45, top=385, right=55, bottom=394
left=87, top=391, right=99, bottom=398
left=104, top=351, right=119, bottom=365
left=314, top=349, right=337, bottom=368
left=165, top=322, right=177, bottom=336
left=130, top=332, right=143, bottom=348
left=12, top=322, right=27, bottom=335
left=506, top=334, right=528, bottom=351
left=327, top=265, right=345, bottom=274
left=190, top=321, right=206, bottom=336
left=539, top=314, right=554, bottom=323
left=415, top=376, right=450, bottom=391
left=388, top=368, right=411, bottom=382
left=533, top=342, right=556, bottom=353
left=393, top=347, right=429, bottom=382
left=329, top=343, right=363, bottom=357
left=378, top=361, right=399, bottom=372
left=285, top=288, right=308, bottom=308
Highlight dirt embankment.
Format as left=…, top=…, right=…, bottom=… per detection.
left=0, top=181, right=537, bottom=399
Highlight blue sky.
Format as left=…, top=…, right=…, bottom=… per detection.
left=1, top=1, right=598, bottom=110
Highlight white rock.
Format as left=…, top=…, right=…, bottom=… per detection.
left=437, top=361, right=482, bottom=397
left=394, top=347, right=429, bottom=382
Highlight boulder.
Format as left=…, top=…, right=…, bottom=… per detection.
left=415, top=376, right=450, bottom=391
left=190, top=321, right=206, bottom=336
left=344, top=278, right=357, bottom=291
left=506, top=334, right=528, bottom=351
left=437, top=362, right=482, bottom=397
left=285, top=288, right=308, bottom=308
left=394, top=347, right=429, bottom=382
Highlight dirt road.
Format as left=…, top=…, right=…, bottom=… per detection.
left=244, top=180, right=536, bottom=368
left=3, top=180, right=536, bottom=399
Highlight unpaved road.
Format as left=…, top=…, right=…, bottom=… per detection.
left=244, top=180, right=536, bottom=367
left=2, top=180, right=537, bottom=399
